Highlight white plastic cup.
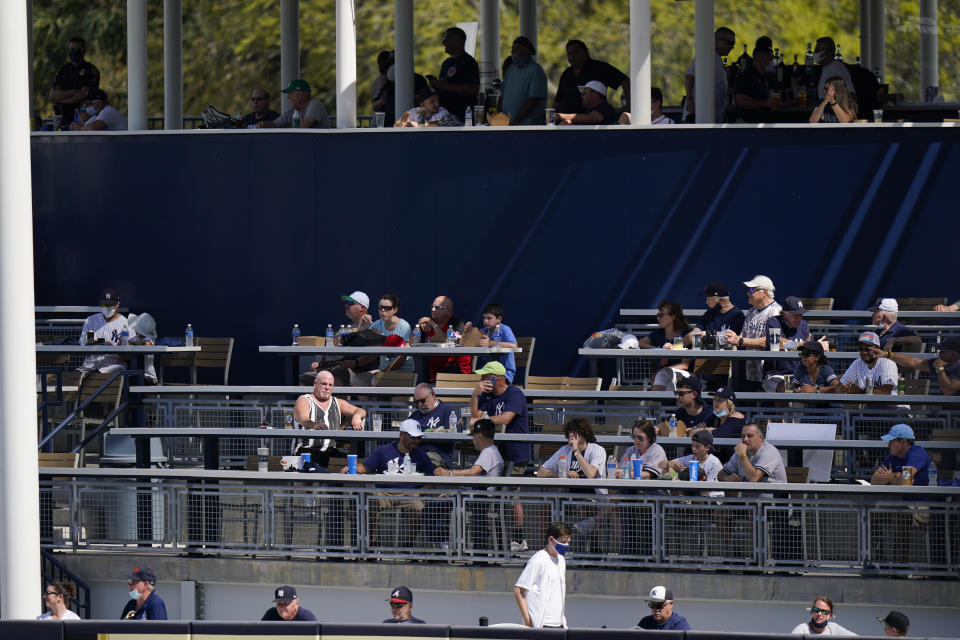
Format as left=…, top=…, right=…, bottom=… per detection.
left=545, top=108, right=556, bottom=126
left=371, top=413, right=383, bottom=432
left=374, top=112, right=386, bottom=128
left=873, top=109, right=882, bottom=123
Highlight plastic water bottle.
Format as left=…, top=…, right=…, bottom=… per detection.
left=337, top=324, right=346, bottom=346
left=620, top=455, right=632, bottom=480
left=120, top=328, right=129, bottom=346
left=557, top=455, right=569, bottom=478
left=929, top=461, right=938, bottom=486
left=669, top=414, right=678, bottom=438
left=403, top=453, right=412, bottom=475
left=448, top=410, right=458, bottom=432
left=411, top=325, right=421, bottom=344
left=185, top=323, right=194, bottom=347
left=292, top=324, right=301, bottom=346
left=446, top=325, right=456, bottom=346
left=325, top=324, right=335, bottom=347
left=292, top=110, right=301, bottom=128
left=606, top=455, right=617, bottom=479
left=464, top=108, right=473, bottom=127
left=865, top=376, right=874, bottom=394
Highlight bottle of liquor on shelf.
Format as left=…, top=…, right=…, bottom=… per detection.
left=737, top=44, right=751, bottom=73
left=835, top=44, right=843, bottom=61
left=776, top=53, right=786, bottom=86
left=805, top=42, right=815, bottom=71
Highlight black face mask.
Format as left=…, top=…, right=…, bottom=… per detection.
left=809, top=618, right=829, bottom=630
left=69, top=49, right=83, bottom=63
left=712, top=302, right=724, bottom=313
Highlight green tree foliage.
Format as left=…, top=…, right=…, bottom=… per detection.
left=31, top=0, right=959, bottom=120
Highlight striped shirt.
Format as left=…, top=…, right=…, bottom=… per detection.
left=78, top=312, right=133, bottom=372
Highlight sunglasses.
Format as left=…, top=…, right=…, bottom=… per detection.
left=414, top=397, right=431, bottom=404
left=801, top=350, right=819, bottom=358
left=674, top=390, right=693, bottom=396
left=431, top=305, right=448, bottom=311
left=44, top=590, right=60, bottom=596
left=656, top=312, right=668, bottom=318
left=378, top=305, right=394, bottom=311
left=390, top=602, right=408, bottom=608
left=251, top=96, right=268, bottom=101
left=648, top=602, right=668, bottom=610
left=811, top=607, right=832, bottom=615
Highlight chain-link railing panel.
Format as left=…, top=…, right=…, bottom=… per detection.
left=868, top=503, right=952, bottom=569
left=763, top=503, right=861, bottom=568
left=78, top=483, right=168, bottom=546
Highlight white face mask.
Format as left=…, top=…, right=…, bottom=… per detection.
left=102, top=306, right=116, bottom=319
left=813, top=51, right=827, bottom=64
left=85, top=104, right=100, bottom=116
left=765, top=60, right=776, bottom=73
left=129, top=587, right=141, bottom=599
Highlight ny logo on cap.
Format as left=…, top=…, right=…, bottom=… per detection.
left=278, top=589, right=285, bottom=597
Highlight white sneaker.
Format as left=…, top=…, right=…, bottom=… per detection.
left=510, top=539, right=528, bottom=552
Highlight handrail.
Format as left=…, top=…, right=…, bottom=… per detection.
left=40, top=549, right=91, bottom=619
left=37, top=369, right=139, bottom=452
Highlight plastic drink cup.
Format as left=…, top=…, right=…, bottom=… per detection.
left=473, top=106, right=484, bottom=125
left=688, top=460, right=700, bottom=482
left=374, top=112, right=386, bottom=128
left=632, top=458, right=644, bottom=479
left=768, top=328, right=781, bottom=351
left=371, top=413, right=382, bottom=431
left=692, top=333, right=702, bottom=350
left=347, top=454, right=358, bottom=474
left=545, top=108, right=556, bottom=125
left=873, top=109, right=882, bottom=123
left=300, top=452, right=311, bottom=470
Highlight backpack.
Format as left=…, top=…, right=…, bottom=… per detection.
left=200, top=103, right=239, bottom=129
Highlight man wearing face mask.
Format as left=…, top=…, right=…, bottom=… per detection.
left=78, top=288, right=135, bottom=373
left=50, top=36, right=100, bottom=127
left=814, top=37, right=855, bottom=100
left=499, top=36, right=547, bottom=126
left=734, top=46, right=781, bottom=123
left=514, top=522, right=573, bottom=628
left=121, top=566, right=167, bottom=620
left=71, top=89, right=128, bottom=131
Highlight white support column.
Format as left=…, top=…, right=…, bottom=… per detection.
left=127, top=0, right=148, bottom=130
left=335, top=0, right=357, bottom=128
left=0, top=0, right=41, bottom=620
left=518, top=0, right=537, bottom=55
left=871, top=0, right=885, bottom=83
left=163, top=0, right=182, bottom=130
left=694, top=0, right=715, bottom=124
left=479, top=0, right=500, bottom=91
left=919, top=0, right=938, bottom=98
left=394, top=0, right=414, bottom=117
left=859, top=0, right=871, bottom=71
left=280, top=0, right=300, bottom=114
left=26, top=0, right=34, bottom=118
left=629, top=0, right=651, bottom=125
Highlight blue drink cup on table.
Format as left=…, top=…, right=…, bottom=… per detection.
left=347, top=454, right=357, bottom=474
left=688, top=460, right=700, bottom=482
left=300, top=453, right=311, bottom=470
left=632, top=458, right=644, bottom=479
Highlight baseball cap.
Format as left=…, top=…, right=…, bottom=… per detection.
left=618, top=334, right=640, bottom=349
left=691, top=430, right=713, bottom=446
left=801, top=340, right=824, bottom=354
left=938, top=336, right=960, bottom=352
left=881, top=423, right=915, bottom=441
left=858, top=331, right=881, bottom=347
left=273, top=586, right=298, bottom=603
left=416, top=86, right=438, bottom=104
left=386, top=586, right=413, bottom=604
left=743, top=275, right=775, bottom=291
left=877, top=611, right=909, bottom=634
left=281, top=78, right=311, bottom=94
left=85, top=88, right=108, bottom=103
left=868, top=298, right=899, bottom=313
left=713, top=386, right=736, bottom=402
left=399, top=419, right=424, bottom=438
left=475, top=361, right=507, bottom=376
left=646, top=585, right=673, bottom=604
left=126, top=566, right=157, bottom=584
left=578, top=80, right=607, bottom=95
left=699, top=281, right=729, bottom=297
left=781, top=296, right=806, bottom=314
left=100, top=288, right=120, bottom=306
left=341, top=291, right=370, bottom=308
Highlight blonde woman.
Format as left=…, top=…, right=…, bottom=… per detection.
left=809, top=77, right=857, bottom=123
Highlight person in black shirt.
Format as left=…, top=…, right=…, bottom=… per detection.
left=427, top=27, right=480, bottom=123
left=261, top=586, right=317, bottom=621
left=241, top=88, right=280, bottom=128
left=554, top=40, right=629, bottom=114
left=733, top=46, right=780, bottom=123
left=50, top=36, right=100, bottom=126
left=557, top=80, right=618, bottom=125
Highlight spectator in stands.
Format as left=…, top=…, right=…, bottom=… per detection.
left=258, top=79, right=330, bottom=128
left=870, top=298, right=921, bottom=352
left=618, top=87, right=673, bottom=125
left=261, top=586, right=316, bottom=621
left=674, top=376, right=710, bottom=431
left=514, top=522, right=573, bottom=628
left=690, top=280, right=745, bottom=344
left=69, top=89, right=127, bottom=131
left=384, top=586, right=425, bottom=623
left=408, top=382, right=459, bottom=460
left=809, top=76, right=857, bottom=123
left=662, top=430, right=723, bottom=496
left=697, top=387, right=746, bottom=440
left=372, top=51, right=393, bottom=116
left=345, top=419, right=433, bottom=475
left=635, top=585, right=691, bottom=631
left=934, top=300, right=959, bottom=312
left=121, top=566, right=167, bottom=620
left=302, top=290, right=375, bottom=385
left=791, top=596, right=855, bottom=635
left=395, top=86, right=462, bottom=127
left=39, top=582, right=81, bottom=620
left=838, top=331, right=898, bottom=395
left=417, top=295, right=470, bottom=382
left=617, top=419, right=666, bottom=479
left=427, top=27, right=480, bottom=123
left=871, top=423, right=931, bottom=486
left=537, top=418, right=606, bottom=481
left=681, top=27, right=736, bottom=123
left=554, top=40, right=629, bottom=115
left=638, top=300, right=693, bottom=391
left=874, top=336, right=960, bottom=396
left=78, top=288, right=135, bottom=373
left=351, top=293, right=414, bottom=385
left=813, top=37, right=855, bottom=100
left=724, top=275, right=781, bottom=391
left=500, top=36, right=547, bottom=126
left=557, top=80, right=618, bottom=125
left=466, top=303, right=519, bottom=382
left=878, top=611, right=910, bottom=637
left=127, top=312, right=159, bottom=384
left=762, top=296, right=813, bottom=392
left=294, top=370, right=367, bottom=468
left=50, top=36, right=100, bottom=127
left=241, top=88, right=279, bottom=128
left=441, top=418, right=503, bottom=478
left=718, top=422, right=787, bottom=483
left=793, top=340, right=840, bottom=393
left=734, top=45, right=779, bottom=123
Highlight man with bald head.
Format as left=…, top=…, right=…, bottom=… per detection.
left=417, top=296, right=469, bottom=382
left=242, top=88, right=279, bottom=128
left=293, top=370, right=366, bottom=467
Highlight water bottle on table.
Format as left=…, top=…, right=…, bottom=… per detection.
left=606, top=455, right=616, bottom=479
left=325, top=324, right=335, bottom=347
left=185, top=323, right=194, bottom=347
left=448, top=410, right=458, bottom=432
left=292, top=324, right=301, bottom=346
left=557, top=455, right=569, bottom=478
left=121, top=328, right=129, bottom=346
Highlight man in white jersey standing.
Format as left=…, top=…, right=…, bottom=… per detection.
left=514, top=522, right=573, bottom=628
left=78, top=288, right=135, bottom=373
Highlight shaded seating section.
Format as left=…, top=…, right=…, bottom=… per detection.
left=157, top=337, right=234, bottom=384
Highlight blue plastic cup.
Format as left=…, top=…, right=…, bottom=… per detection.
left=300, top=453, right=311, bottom=470
left=688, top=460, right=700, bottom=482
left=347, top=454, right=358, bottom=474
left=632, top=458, right=644, bottom=479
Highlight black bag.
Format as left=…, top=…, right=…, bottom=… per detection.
left=582, top=329, right=623, bottom=349
left=339, top=329, right=387, bottom=347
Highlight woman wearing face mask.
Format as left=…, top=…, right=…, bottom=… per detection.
left=809, top=77, right=857, bottom=123
left=791, top=596, right=856, bottom=635
left=694, top=387, right=746, bottom=438
left=514, top=522, right=573, bottom=628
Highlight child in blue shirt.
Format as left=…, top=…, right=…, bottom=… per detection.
left=472, top=303, right=518, bottom=382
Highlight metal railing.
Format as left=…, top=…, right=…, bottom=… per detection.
left=41, top=549, right=91, bottom=619
left=39, top=472, right=960, bottom=577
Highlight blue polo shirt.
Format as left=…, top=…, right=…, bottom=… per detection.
left=477, top=385, right=529, bottom=463
left=880, top=444, right=931, bottom=486
left=637, top=612, right=691, bottom=631
left=476, top=323, right=517, bottom=382
left=121, top=592, right=167, bottom=620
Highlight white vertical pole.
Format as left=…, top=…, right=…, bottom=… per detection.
left=694, top=0, right=715, bottom=124
left=518, top=0, right=537, bottom=55
left=280, top=0, right=300, bottom=114
left=859, top=0, right=871, bottom=71
left=479, top=0, right=500, bottom=91
left=335, top=0, right=357, bottom=128
left=0, top=0, right=41, bottom=620
left=871, top=0, right=885, bottom=83
left=26, top=0, right=34, bottom=118
left=919, top=0, right=938, bottom=98
left=394, top=0, right=414, bottom=116
left=127, top=0, right=148, bottom=130
left=163, top=0, right=182, bottom=130
left=629, top=0, right=651, bottom=125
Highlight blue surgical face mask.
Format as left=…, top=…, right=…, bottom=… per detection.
left=85, top=104, right=99, bottom=116
left=551, top=537, right=569, bottom=556
left=809, top=618, right=829, bottom=630
left=713, top=408, right=728, bottom=418
left=129, top=587, right=141, bottom=599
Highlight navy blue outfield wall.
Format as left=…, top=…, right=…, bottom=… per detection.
left=30, top=126, right=960, bottom=384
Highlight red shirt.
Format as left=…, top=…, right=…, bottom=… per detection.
left=425, top=320, right=472, bottom=381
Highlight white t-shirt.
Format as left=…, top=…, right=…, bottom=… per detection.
left=37, top=609, right=81, bottom=620
left=674, top=453, right=724, bottom=497
left=543, top=442, right=608, bottom=494
left=839, top=357, right=899, bottom=394
left=681, top=52, right=727, bottom=123
left=791, top=621, right=856, bottom=635
left=651, top=114, right=675, bottom=125
left=515, top=549, right=566, bottom=628
left=88, top=104, right=128, bottom=130
left=475, top=443, right=504, bottom=477
left=622, top=442, right=667, bottom=479
left=275, top=97, right=331, bottom=128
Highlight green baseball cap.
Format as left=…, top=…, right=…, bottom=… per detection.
left=281, top=79, right=311, bottom=94
left=475, top=361, right=507, bottom=376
